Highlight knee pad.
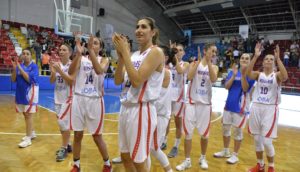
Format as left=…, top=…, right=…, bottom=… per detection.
left=185, top=133, right=193, bottom=140
left=150, top=149, right=170, bottom=167
left=254, top=135, right=264, bottom=152
left=201, top=135, right=209, bottom=140
left=58, top=120, right=68, bottom=131
left=233, top=127, right=243, bottom=140
left=263, top=137, right=275, bottom=157
left=223, top=124, right=231, bottom=137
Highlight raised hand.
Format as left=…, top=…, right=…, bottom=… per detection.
left=232, top=63, right=238, bottom=76
left=240, top=63, right=247, bottom=76
left=274, top=44, right=280, bottom=60
left=11, top=57, right=18, bottom=69
left=197, top=46, right=202, bottom=61
left=87, top=35, right=94, bottom=51
left=51, top=61, right=61, bottom=72
left=112, top=33, right=130, bottom=58
left=254, top=42, right=262, bottom=57
left=49, top=61, right=56, bottom=73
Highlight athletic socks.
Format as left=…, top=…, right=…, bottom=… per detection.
left=174, top=138, right=181, bottom=148
left=74, top=158, right=80, bottom=167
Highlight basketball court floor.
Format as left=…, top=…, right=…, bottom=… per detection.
left=0, top=87, right=299, bottom=172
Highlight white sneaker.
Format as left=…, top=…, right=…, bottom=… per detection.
left=176, top=160, right=192, bottom=171
left=18, top=137, right=32, bottom=148
left=22, top=131, right=37, bottom=141
left=112, top=157, right=122, bottom=163
left=213, top=150, right=231, bottom=158
left=199, top=158, right=208, bottom=170
left=226, top=154, right=239, bottom=164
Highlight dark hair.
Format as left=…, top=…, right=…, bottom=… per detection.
left=23, top=48, right=32, bottom=55
left=203, top=43, right=215, bottom=51
left=160, top=45, right=177, bottom=66
left=61, top=43, right=73, bottom=53
left=97, top=37, right=105, bottom=56
left=138, top=17, right=159, bottom=45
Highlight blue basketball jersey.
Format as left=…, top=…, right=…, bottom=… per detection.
left=15, top=61, right=39, bottom=105
left=224, top=70, right=255, bottom=114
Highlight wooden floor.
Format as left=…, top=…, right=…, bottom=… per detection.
left=0, top=95, right=300, bottom=172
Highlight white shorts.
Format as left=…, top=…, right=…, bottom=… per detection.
left=183, top=103, right=211, bottom=138
left=119, top=102, right=157, bottom=163
left=71, top=94, right=105, bottom=135
left=248, top=103, right=279, bottom=138
left=171, top=101, right=185, bottom=117
left=222, top=110, right=247, bottom=129
left=157, top=115, right=169, bottom=146
left=16, top=104, right=37, bottom=113
left=55, top=103, right=71, bottom=131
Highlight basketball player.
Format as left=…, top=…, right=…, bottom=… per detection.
left=148, top=45, right=176, bottom=172
left=176, top=43, right=218, bottom=171
left=113, top=17, right=164, bottom=172
left=11, top=48, right=39, bottom=148
left=68, top=35, right=112, bottom=172
left=246, top=43, right=288, bottom=172
left=49, top=44, right=73, bottom=161
left=165, top=43, right=189, bottom=158
left=213, top=53, right=255, bottom=164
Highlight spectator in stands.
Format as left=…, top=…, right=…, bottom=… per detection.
left=290, top=41, right=298, bottom=66
left=41, top=50, right=50, bottom=75
left=11, top=48, right=39, bottom=148
left=233, top=49, right=239, bottom=63
left=283, top=49, right=290, bottom=67
left=225, top=49, right=232, bottom=70
left=32, top=41, right=42, bottom=65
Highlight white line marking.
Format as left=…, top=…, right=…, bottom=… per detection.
left=0, top=132, right=118, bottom=136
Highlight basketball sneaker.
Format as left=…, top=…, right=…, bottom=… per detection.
left=167, top=146, right=178, bottom=158
left=67, top=144, right=72, bottom=153
left=112, top=157, right=122, bottom=164
left=18, top=136, right=32, bottom=148
left=22, top=131, right=37, bottom=141
left=176, top=160, right=192, bottom=171
left=268, top=166, right=275, bottom=172
left=248, top=163, right=265, bottom=172
left=213, top=150, right=231, bottom=158
left=226, top=154, right=239, bottom=164
left=56, top=148, right=67, bottom=162
left=103, top=164, right=112, bottom=172
left=199, top=157, right=208, bottom=170
left=160, top=143, right=167, bottom=150
left=70, top=165, right=80, bottom=172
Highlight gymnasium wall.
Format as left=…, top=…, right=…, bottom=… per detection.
left=193, top=32, right=294, bottom=43
left=0, top=0, right=139, bottom=49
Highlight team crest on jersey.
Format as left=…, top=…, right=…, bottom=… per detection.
left=133, top=60, right=142, bottom=69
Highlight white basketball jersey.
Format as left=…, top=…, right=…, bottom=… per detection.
left=54, top=62, right=73, bottom=104
left=187, top=62, right=212, bottom=104
left=252, top=72, right=280, bottom=105
left=74, top=56, right=104, bottom=97
left=120, top=47, right=164, bottom=104
left=155, top=69, right=172, bottom=118
left=169, top=61, right=186, bottom=102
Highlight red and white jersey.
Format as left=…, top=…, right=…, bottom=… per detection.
left=120, top=47, right=164, bottom=104
left=155, top=69, right=172, bottom=118
left=169, top=61, right=186, bottom=102
left=74, top=55, right=105, bottom=98
left=54, top=61, right=73, bottom=104
left=187, top=62, right=212, bottom=104
left=252, top=72, right=280, bottom=105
